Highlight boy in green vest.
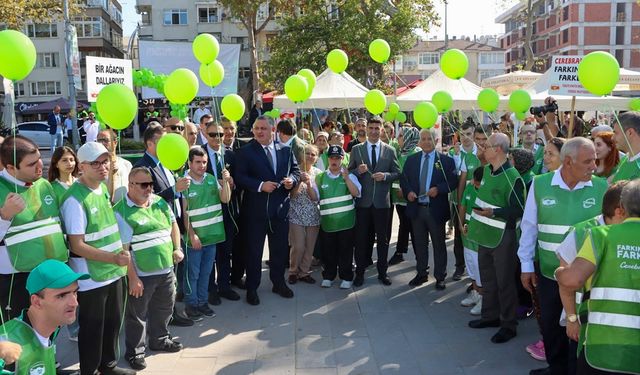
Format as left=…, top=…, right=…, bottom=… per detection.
left=0, top=260, right=88, bottom=375
left=555, top=179, right=640, bottom=375
left=115, top=168, right=185, bottom=371
left=61, top=142, right=134, bottom=375
left=459, top=166, right=484, bottom=315
left=611, top=111, right=640, bottom=183
left=182, top=148, right=231, bottom=321
left=308, top=145, right=361, bottom=289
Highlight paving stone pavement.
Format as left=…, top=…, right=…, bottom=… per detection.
left=57, top=223, right=543, bottom=375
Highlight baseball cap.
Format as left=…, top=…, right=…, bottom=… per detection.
left=26, top=260, right=89, bottom=295
left=317, top=131, right=329, bottom=140
left=77, top=142, right=109, bottom=163
left=327, top=145, right=344, bottom=158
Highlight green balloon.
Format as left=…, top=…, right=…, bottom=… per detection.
left=396, top=112, right=407, bottom=123
left=477, top=88, right=500, bottom=113
left=432, top=91, right=453, bottom=113
left=414, top=102, right=438, bottom=129
left=165, top=68, right=199, bottom=105
left=297, top=69, right=316, bottom=99
left=369, top=39, right=391, bottom=64
left=271, top=108, right=281, bottom=119
left=383, top=111, right=395, bottom=122
left=440, top=49, right=469, bottom=80
left=284, top=75, right=309, bottom=103
left=327, top=49, right=349, bottom=74
left=200, top=60, right=225, bottom=87
left=364, top=89, right=387, bottom=115
left=96, top=83, right=137, bottom=130
left=389, top=103, right=400, bottom=115
left=629, top=98, right=640, bottom=111
left=0, top=30, right=36, bottom=81
left=157, top=134, right=190, bottom=171
left=509, top=89, right=532, bottom=113
left=221, top=94, right=245, bottom=121
left=192, top=33, right=220, bottom=65
left=578, top=51, right=620, bottom=96
left=515, top=111, right=527, bottom=121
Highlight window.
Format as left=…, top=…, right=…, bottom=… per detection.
left=163, top=9, right=187, bottom=25
left=37, top=52, right=59, bottom=68
left=198, top=7, right=218, bottom=23
left=238, top=67, right=251, bottom=79
left=419, top=52, right=439, bottom=65
left=479, top=52, right=505, bottom=65
left=231, top=37, right=249, bottom=50
left=616, top=26, right=625, bottom=45
left=562, top=29, right=569, bottom=43
left=479, top=70, right=504, bottom=82
left=26, top=23, right=58, bottom=38
left=563, top=7, right=569, bottom=21
left=14, top=83, right=25, bottom=97
left=615, top=49, right=624, bottom=66
left=30, top=81, right=62, bottom=96
left=73, top=17, right=102, bottom=37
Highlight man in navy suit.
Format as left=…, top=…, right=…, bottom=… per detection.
left=47, top=105, right=63, bottom=150
left=400, top=128, right=458, bottom=290
left=235, top=116, right=300, bottom=305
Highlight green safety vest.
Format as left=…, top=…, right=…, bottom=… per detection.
left=51, top=180, right=70, bottom=205
left=461, top=183, right=479, bottom=252
left=462, top=149, right=481, bottom=182
left=0, top=313, right=57, bottom=375
left=467, top=165, right=522, bottom=248
left=316, top=172, right=355, bottom=232
left=611, top=154, right=640, bottom=183
left=0, top=177, right=67, bottom=272
left=583, top=221, right=640, bottom=374
left=532, top=145, right=544, bottom=175
left=114, top=195, right=174, bottom=273
left=391, top=148, right=419, bottom=206
left=63, top=182, right=126, bottom=281
left=184, top=173, right=225, bottom=246
left=533, top=172, right=607, bottom=279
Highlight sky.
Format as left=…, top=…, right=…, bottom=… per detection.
left=120, top=0, right=510, bottom=41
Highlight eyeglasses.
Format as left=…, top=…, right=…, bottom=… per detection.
left=208, top=132, right=224, bottom=138
left=166, top=125, right=184, bottom=131
left=131, top=181, right=154, bottom=189
left=88, top=159, right=109, bottom=169
left=96, top=137, right=112, bottom=144
left=522, top=130, right=536, bottom=135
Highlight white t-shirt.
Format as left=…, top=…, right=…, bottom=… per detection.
left=110, top=156, right=132, bottom=203
left=82, top=120, right=100, bottom=143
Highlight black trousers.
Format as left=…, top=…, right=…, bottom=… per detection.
left=355, top=207, right=391, bottom=277
left=321, top=228, right=354, bottom=281
left=394, top=204, right=416, bottom=254
left=77, top=278, right=124, bottom=375
left=210, top=214, right=236, bottom=293
left=231, top=215, right=246, bottom=284
left=0, top=272, right=29, bottom=322
left=244, top=216, right=288, bottom=291
left=478, top=229, right=518, bottom=331
left=536, top=266, right=569, bottom=375
left=410, top=206, right=448, bottom=280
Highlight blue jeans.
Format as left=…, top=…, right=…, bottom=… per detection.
left=184, top=244, right=216, bottom=307
left=50, top=131, right=63, bottom=150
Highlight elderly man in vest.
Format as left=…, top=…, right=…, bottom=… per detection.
left=518, top=137, right=607, bottom=375
left=555, top=179, right=640, bottom=375
left=115, top=167, right=185, bottom=370
left=466, top=133, right=525, bottom=343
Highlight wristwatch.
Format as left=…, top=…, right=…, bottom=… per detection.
left=567, top=314, right=578, bottom=323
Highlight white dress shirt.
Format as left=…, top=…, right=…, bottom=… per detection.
left=366, top=140, right=382, bottom=165
left=257, top=142, right=278, bottom=192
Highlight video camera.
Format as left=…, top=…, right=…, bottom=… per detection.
left=529, top=101, right=558, bottom=117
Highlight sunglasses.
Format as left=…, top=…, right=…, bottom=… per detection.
left=131, top=181, right=154, bottom=189
left=208, top=132, right=224, bottom=138
left=166, top=125, right=184, bottom=131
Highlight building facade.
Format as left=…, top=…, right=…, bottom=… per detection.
left=496, top=0, right=640, bottom=72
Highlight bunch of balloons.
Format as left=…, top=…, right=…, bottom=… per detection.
left=284, top=69, right=317, bottom=103
left=133, top=68, right=167, bottom=95
left=169, top=103, right=189, bottom=120
left=193, top=33, right=225, bottom=88
left=383, top=103, right=406, bottom=123
left=264, top=108, right=281, bottom=119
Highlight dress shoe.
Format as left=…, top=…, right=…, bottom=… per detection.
left=452, top=267, right=466, bottom=281
left=353, top=274, right=364, bottom=287
left=408, top=274, right=429, bottom=287
left=231, top=278, right=246, bottom=290
left=168, top=312, right=194, bottom=327
left=127, top=355, right=146, bottom=371
left=378, top=275, right=392, bottom=286
left=100, top=366, right=136, bottom=375
left=529, top=367, right=551, bottom=375
left=468, top=319, right=501, bottom=329
left=198, top=304, right=216, bottom=317
left=288, top=274, right=298, bottom=284
left=435, top=280, right=446, bottom=290
left=272, top=284, right=294, bottom=298
left=184, top=305, right=204, bottom=322
left=298, top=275, right=316, bottom=284
left=219, top=288, right=240, bottom=301
left=149, top=337, right=183, bottom=352
left=208, top=291, right=221, bottom=306
left=246, top=290, right=260, bottom=305
left=388, top=252, right=404, bottom=265
left=491, top=327, right=517, bottom=343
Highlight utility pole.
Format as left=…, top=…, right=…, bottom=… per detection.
left=64, top=0, right=80, bottom=149
left=444, top=0, right=449, bottom=49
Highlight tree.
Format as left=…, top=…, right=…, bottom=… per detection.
left=218, top=0, right=297, bottom=99
left=0, top=0, right=81, bottom=29
left=498, top=0, right=536, bottom=71
left=263, top=0, right=439, bottom=93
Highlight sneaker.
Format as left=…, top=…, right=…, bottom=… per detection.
left=339, top=280, right=353, bottom=289
left=470, top=297, right=482, bottom=316
left=127, top=355, right=147, bottom=370
left=461, top=290, right=481, bottom=307
left=198, top=304, right=216, bottom=318
left=149, top=337, right=183, bottom=353
left=184, top=305, right=204, bottom=322
left=321, top=279, right=332, bottom=288
left=526, top=340, right=546, bottom=361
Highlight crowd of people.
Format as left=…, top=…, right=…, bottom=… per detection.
left=0, top=97, right=639, bottom=375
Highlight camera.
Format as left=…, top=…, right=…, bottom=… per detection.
left=529, top=101, right=558, bottom=116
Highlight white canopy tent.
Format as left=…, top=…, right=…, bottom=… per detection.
left=396, top=70, right=484, bottom=111
left=481, top=70, right=542, bottom=95
left=273, top=69, right=369, bottom=109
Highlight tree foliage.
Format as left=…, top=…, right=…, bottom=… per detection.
left=263, top=0, right=439, bottom=93
left=0, top=0, right=81, bottom=29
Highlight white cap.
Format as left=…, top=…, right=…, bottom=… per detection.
left=77, top=142, right=109, bottom=163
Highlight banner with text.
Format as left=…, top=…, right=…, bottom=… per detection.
left=86, top=56, right=133, bottom=102
left=548, top=55, right=593, bottom=97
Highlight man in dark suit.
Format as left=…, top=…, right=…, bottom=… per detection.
left=47, top=105, right=63, bottom=150
left=235, top=116, right=300, bottom=305
left=401, top=128, right=458, bottom=290
left=247, top=100, right=263, bottom=129
left=134, top=124, right=193, bottom=326
left=348, top=116, right=400, bottom=287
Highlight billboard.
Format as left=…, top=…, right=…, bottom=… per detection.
left=86, top=56, right=133, bottom=102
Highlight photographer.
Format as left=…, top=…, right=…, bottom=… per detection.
left=531, top=97, right=561, bottom=141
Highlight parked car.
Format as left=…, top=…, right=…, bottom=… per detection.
left=15, top=121, right=68, bottom=149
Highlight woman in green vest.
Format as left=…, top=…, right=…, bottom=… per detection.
left=47, top=146, right=78, bottom=203
left=593, top=131, right=620, bottom=178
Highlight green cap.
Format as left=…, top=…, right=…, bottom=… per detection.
left=26, top=260, right=90, bottom=295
